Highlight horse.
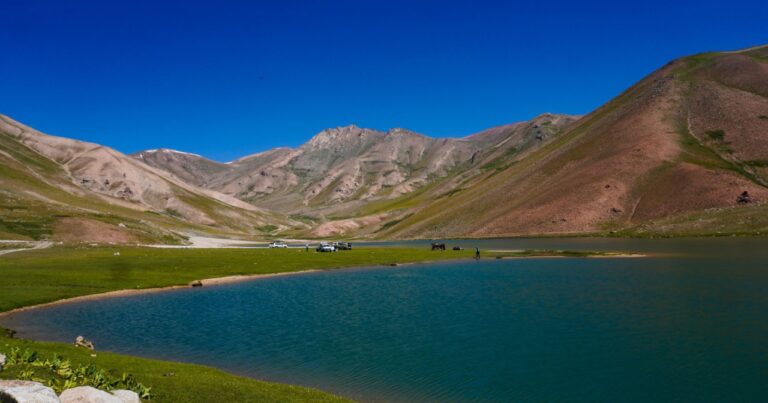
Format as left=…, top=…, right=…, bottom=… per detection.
left=431, top=243, right=446, bottom=250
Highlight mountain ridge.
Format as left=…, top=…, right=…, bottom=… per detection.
left=3, top=44, right=768, bottom=242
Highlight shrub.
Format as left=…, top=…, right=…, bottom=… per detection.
left=706, top=129, right=725, bottom=141
left=1, top=347, right=151, bottom=399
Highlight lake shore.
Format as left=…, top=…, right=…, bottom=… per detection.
left=0, top=250, right=642, bottom=319
left=0, top=245, right=646, bottom=402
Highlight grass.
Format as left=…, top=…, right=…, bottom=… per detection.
left=674, top=52, right=719, bottom=81
left=0, top=329, right=349, bottom=402
left=611, top=203, right=768, bottom=237
left=0, top=246, right=495, bottom=314
left=256, top=224, right=278, bottom=233
left=0, top=246, right=625, bottom=314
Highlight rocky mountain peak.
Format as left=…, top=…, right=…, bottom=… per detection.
left=304, top=125, right=383, bottom=149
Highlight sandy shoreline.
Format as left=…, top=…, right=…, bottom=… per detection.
left=0, top=252, right=644, bottom=319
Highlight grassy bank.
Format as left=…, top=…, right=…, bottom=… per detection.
left=0, top=246, right=619, bottom=313
left=0, top=246, right=622, bottom=402
left=0, top=328, right=350, bottom=402
left=0, top=246, right=487, bottom=313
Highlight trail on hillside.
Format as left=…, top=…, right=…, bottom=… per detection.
left=0, top=241, right=53, bottom=256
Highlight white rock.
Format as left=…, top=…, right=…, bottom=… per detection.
left=110, top=390, right=140, bottom=403
left=59, top=386, right=121, bottom=403
left=0, top=380, right=60, bottom=403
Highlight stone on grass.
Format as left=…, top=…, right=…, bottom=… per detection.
left=73, top=336, right=95, bottom=350
left=59, top=386, right=121, bottom=403
left=109, top=390, right=140, bottom=403
left=0, top=380, right=60, bottom=403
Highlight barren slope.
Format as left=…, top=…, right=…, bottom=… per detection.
left=133, top=115, right=577, bottom=237
left=379, top=45, right=768, bottom=238
left=0, top=115, right=290, bottom=242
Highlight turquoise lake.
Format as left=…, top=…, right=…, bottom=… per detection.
left=3, top=238, right=768, bottom=402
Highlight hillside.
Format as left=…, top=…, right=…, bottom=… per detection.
left=6, top=45, right=768, bottom=241
left=134, top=114, right=577, bottom=237
left=377, top=45, right=768, bottom=238
left=0, top=115, right=289, bottom=243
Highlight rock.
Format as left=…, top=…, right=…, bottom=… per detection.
left=189, top=280, right=203, bottom=287
left=110, top=390, right=139, bottom=403
left=59, top=387, right=121, bottom=403
left=74, top=336, right=95, bottom=350
left=737, top=190, right=753, bottom=204
left=0, top=380, right=60, bottom=403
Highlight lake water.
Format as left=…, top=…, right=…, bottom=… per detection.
left=4, top=238, right=768, bottom=402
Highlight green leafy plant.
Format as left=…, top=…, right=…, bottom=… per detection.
left=1, top=347, right=152, bottom=399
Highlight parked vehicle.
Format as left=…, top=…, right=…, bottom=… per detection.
left=316, top=242, right=336, bottom=252
left=268, top=241, right=288, bottom=248
left=334, top=242, right=352, bottom=250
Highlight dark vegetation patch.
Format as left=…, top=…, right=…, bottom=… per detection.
left=377, top=214, right=414, bottom=232
left=256, top=224, right=278, bottom=233
left=705, top=129, right=726, bottom=141
left=164, top=208, right=183, bottom=218
left=0, top=218, right=53, bottom=240
left=745, top=160, right=768, bottom=167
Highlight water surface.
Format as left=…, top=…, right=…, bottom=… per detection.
left=4, top=238, right=768, bottom=402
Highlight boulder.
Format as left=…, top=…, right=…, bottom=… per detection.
left=59, top=387, right=121, bottom=403
left=109, top=390, right=139, bottom=403
left=0, top=380, right=60, bottom=403
left=73, top=336, right=95, bottom=350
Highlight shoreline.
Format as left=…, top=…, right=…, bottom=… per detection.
left=0, top=269, right=321, bottom=319
left=0, top=252, right=643, bottom=319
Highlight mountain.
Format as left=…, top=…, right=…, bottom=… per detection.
left=0, top=115, right=288, bottom=243
left=7, top=45, right=768, bottom=242
left=133, top=114, right=578, bottom=236
left=377, top=45, right=768, bottom=238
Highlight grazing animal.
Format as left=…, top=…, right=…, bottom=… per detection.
left=431, top=243, right=446, bottom=251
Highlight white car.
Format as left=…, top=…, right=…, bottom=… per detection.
left=316, top=242, right=336, bottom=252
left=268, top=241, right=288, bottom=248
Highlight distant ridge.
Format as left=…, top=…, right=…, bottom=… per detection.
left=3, top=45, right=768, bottom=242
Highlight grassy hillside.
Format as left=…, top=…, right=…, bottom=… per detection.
left=0, top=115, right=292, bottom=243
left=377, top=45, right=768, bottom=239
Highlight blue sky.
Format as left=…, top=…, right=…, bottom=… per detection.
left=2, top=0, right=766, bottom=162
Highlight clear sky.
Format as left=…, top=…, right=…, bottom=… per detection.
left=2, top=0, right=766, bottom=162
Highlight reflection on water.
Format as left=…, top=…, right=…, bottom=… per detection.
left=4, top=238, right=768, bottom=402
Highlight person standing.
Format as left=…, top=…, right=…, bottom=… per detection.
left=475, top=247, right=480, bottom=260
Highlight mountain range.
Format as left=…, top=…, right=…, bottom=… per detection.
left=2, top=44, right=768, bottom=243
